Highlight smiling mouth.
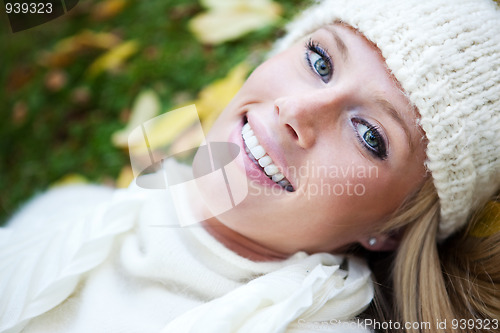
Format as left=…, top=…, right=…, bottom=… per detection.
left=241, top=120, right=295, bottom=192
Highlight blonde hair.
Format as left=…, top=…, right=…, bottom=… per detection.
left=372, top=179, right=500, bottom=332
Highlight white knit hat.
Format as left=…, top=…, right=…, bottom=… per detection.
left=273, top=0, right=500, bottom=239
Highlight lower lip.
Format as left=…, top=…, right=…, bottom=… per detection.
left=228, top=119, right=283, bottom=189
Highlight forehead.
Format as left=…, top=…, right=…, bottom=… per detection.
left=316, top=24, right=399, bottom=85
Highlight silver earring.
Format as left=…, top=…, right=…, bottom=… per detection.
left=368, top=237, right=377, bottom=246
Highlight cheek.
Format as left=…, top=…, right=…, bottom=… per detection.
left=241, top=67, right=280, bottom=99
left=243, top=50, right=303, bottom=98
left=348, top=171, right=415, bottom=222
left=298, top=155, right=401, bottom=226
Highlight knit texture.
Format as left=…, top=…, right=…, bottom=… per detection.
left=272, top=0, right=500, bottom=239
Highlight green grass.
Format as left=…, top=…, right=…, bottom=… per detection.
left=0, top=0, right=311, bottom=225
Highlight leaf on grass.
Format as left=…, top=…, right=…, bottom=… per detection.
left=113, top=63, right=250, bottom=185
left=39, top=30, right=122, bottom=68
left=44, top=69, right=68, bottom=92
left=195, top=62, right=250, bottom=131
left=71, top=87, right=91, bottom=105
left=12, top=101, right=28, bottom=125
left=91, top=0, right=128, bottom=21
left=141, top=62, right=250, bottom=148
left=6, top=66, right=36, bottom=92
left=189, top=0, right=282, bottom=44
left=116, top=166, right=134, bottom=188
left=87, top=40, right=139, bottom=78
left=50, top=174, right=88, bottom=187
left=112, top=89, right=161, bottom=148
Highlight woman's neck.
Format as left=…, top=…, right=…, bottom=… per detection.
left=201, top=218, right=290, bottom=262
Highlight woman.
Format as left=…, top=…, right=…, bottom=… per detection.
left=1, top=0, right=499, bottom=332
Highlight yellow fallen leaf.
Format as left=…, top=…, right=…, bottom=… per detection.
left=200, top=0, right=277, bottom=9
left=91, top=0, right=128, bottom=21
left=469, top=201, right=500, bottom=238
left=196, top=62, right=251, bottom=131
left=39, top=30, right=121, bottom=68
left=144, top=105, right=202, bottom=152
left=61, top=30, right=122, bottom=50
left=127, top=105, right=204, bottom=178
left=122, top=62, right=250, bottom=175
left=50, top=173, right=88, bottom=187
left=87, top=40, right=139, bottom=78
left=189, top=0, right=282, bottom=44
left=142, top=62, right=250, bottom=150
left=116, top=166, right=134, bottom=188
left=112, top=89, right=161, bottom=148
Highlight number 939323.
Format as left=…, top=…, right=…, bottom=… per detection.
left=5, top=2, right=53, bottom=14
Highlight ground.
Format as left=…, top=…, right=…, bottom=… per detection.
left=0, top=0, right=311, bottom=225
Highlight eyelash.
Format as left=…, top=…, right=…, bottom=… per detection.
left=304, top=39, right=387, bottom=160
left=352, top=118, right=388, bottom=160
left=304, top=39, right=333, bottom=82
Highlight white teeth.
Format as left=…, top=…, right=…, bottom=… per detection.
left=264, top=164, right=279, bottom=176
left=250, top=145, right=266, bottom=159
left=272, top=173, right=284, bottom=182
left=242, top=123, right=251, bottom=134
left=242, top=130, right=254, bottom=140
left=258, top=155, right=272, bottom=167
left=245, top=135, right=259, bottom=149
left=242, top=121, right=294, bottom=192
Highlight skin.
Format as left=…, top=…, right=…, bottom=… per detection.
left=194, top=24, right=427, bottom=261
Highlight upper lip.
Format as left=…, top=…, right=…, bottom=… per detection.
left=245, top=114, right=295, bottom=188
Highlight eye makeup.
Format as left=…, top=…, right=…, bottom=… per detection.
left=304, top=39, right=333, bottom=82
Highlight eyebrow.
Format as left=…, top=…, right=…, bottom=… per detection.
left=321, top=26, right=414, bottom=154
left=374, top=96, right=414, bottom=153
left=323, top=26, right=349, bottom=62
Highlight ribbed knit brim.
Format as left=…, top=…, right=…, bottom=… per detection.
left=272, top=0, right=500, bottom=239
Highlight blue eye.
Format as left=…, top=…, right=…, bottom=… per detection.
left=352, top=119, right=387, bottom=160
left=305, top=39, right=333, bottom=82
left=309, top=52, right=330, bottom=77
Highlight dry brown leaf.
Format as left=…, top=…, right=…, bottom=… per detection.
left=91, top=0, right=128, bottom=20
left=6, top=66, right=36, bottom=92
left=44, top=69, right=68, bottom=92
left=39, top=30, right=122, bottom=68
left=71, top=87, right=91, bottom=105
left=12, top=101, right=28, bottom=125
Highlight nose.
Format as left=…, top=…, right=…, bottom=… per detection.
left=275, top=88, right=345, bottom=149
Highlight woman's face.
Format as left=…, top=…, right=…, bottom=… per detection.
left=200, top=24, right=427, bottom=257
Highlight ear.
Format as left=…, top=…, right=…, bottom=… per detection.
left=359, top=232, right=402, bottom=252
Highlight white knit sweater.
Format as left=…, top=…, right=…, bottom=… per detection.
left=0, top=173, right=373, bottom=333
